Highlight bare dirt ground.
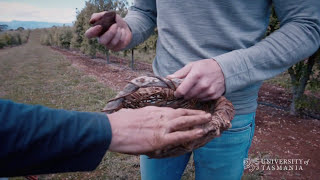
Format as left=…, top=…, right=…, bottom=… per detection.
left=53, top=47, right=320, bottom=180
left=52, top=47, right=153, bottom=91
left=248, top=84, right=320, bottom=179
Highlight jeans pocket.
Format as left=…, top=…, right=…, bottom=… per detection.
left=225, top=122, right=252, bottom=133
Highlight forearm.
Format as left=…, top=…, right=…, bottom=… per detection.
left=215, top=0, right=320, bottom=94
left=0, top=100, right=111, bottom=177
left=124, top=0, right=157, bottom=49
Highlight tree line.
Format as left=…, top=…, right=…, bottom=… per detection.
left=0, top=28, right=30, bottom=49
left=40, top=0, right=157, bottom=63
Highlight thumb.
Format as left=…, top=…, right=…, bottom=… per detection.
left=167, top=63, right=193, bottom=79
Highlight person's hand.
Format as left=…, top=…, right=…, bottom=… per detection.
left=107, top=106, right=211, bottom=155
left=167, top=59, right=225, bottom=101
left=85, top=11, right=132, bottom=51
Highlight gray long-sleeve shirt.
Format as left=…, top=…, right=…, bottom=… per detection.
left=124, top=0, right=320, bottom=115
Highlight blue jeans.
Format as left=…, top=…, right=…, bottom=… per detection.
left=140, top=113, right=255, bottom=180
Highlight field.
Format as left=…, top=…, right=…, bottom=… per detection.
left=1, top=30, right=319, bottom=180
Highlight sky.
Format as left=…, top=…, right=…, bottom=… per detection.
left=0, top=0, right=133, bottom=23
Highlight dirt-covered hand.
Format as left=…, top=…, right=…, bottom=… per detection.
left=167, top=59, right=226, bottom=101
left=107, top=106, right=211, bottom=155
left=85, top=11, right=132, bottom=51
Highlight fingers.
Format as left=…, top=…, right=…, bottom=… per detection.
left=113, top=29, right=126, bottom=51
left=197, top=85, right=217, bottom=101
left=168, top=113, right=211, bottom=132
left=87, top=13, right=132, bottom=51
left=89, top=12, right=106, bottom=24
left=201, top=96, right=218, bottom=102
left=164, top=128, right=205, bottom=146
left=174, top=108, right=207, bottom=116
left=199, top=82, right=225, bottom=101
left=107, top=27, right=123, bottom=49
left=98, top=23, right=118, bottom=45
left=183, top=80, right=211, bottom=99
left=85, top=25, right=103, bottom=38
left=143, top=106, right=206, bottom=120
left=174, top=71, right=198, bottom=98
left=167, top=63, right=193, bottom=79
left=97, top=25, right=131, bottom=51
left=169, top=59, right=226, bottom=100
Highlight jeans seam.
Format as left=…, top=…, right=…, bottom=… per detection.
left=245, top=117, right=255, bottom=157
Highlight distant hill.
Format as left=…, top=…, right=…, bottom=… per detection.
left=0, top=20, right=73, bottom=30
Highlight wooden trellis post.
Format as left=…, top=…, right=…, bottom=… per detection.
left=106, top=49, right=110, bottom=64
left=131, top=49, right=134, bottom=70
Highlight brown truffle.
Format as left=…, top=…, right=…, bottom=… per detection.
left=91, top=11, right=116, bottom=36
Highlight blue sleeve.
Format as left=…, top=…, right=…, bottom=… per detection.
left=0, top=99, right=112, bottom=177
left=214, top=0, right=320, bottom=94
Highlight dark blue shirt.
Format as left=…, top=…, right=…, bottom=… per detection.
left=0, top=99, right=112, bottom=177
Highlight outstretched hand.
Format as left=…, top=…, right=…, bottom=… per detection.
left=85, top=11, right=132, bottom=51
left=107, top=106, right=211, bottom=155
left=167, top=59, right=225, bottom=101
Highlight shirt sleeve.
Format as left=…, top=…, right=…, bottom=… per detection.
left=0, top=99, right=112, bottom=177
left=214, top=0, right=320, bottom=94
left=124, top=0, right=157, bottom=49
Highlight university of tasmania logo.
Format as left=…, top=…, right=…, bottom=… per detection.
left=243, top=158, right=260, bottom=172
left=244, top=158, right=310, bottom=172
